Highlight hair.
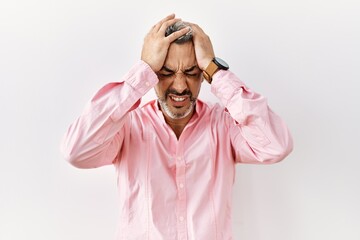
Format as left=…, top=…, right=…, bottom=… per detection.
left=165, top=21, right=193, bottom=44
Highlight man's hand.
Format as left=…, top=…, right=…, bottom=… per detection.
left=188, top=23, right=215, bottom=71
left=141, top=14, right=191, bottom=72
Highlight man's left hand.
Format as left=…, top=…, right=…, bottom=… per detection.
left=189, top=23, right=215, bottom=71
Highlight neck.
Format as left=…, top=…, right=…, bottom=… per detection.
left=163, top=110, right=194, bottom=139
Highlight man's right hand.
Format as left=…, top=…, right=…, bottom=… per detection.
left=141, top=14, right=191, bottom=72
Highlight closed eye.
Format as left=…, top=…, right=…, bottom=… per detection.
left=184, top=65, right=200, bottom=77
left=158, top=66, right=175, bottom=78
left=185, top=73, right=198, bottom=77
left=158, top=73, right=174, bottom=77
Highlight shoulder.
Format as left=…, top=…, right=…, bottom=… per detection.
left=132, top=100, right=157, bottom=118
left=197, top=99, right=224, bottom=114
left=196, top=99, right=228, bottom=124
left=199, top=99, right=237, bottom=130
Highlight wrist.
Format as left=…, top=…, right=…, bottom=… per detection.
left=201, top=58, right=214, bottom=70
left=202, top=57, right=229, bottom=84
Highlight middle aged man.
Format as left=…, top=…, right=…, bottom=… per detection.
left=62, top=14, right=293, bottom=240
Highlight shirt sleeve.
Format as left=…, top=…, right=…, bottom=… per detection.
left=211, top=70, right=293, bottom=164
left=61, top=61, right=158, bottom=168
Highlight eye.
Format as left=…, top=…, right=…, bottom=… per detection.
left=185, top=72, right=199, bottom=77
left=157, top=73, right=174, bottom=78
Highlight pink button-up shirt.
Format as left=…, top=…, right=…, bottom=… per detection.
left=61, top=61, right=293, bottom=240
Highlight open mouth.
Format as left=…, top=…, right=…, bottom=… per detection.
left=170, top=96, right=187, bottom=102
left=168, top=94, right=190, bottom=107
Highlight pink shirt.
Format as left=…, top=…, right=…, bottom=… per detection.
left=61, top=61, right=293, bottom=240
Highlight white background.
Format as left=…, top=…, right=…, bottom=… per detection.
left=1, top=0, right=359, bottom=239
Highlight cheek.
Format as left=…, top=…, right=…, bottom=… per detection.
left=155, top=82, right=168, bottom=97
left=189, top=80, right=202, bottom=96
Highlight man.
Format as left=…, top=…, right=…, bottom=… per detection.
left=62, top=14, right=293, bottom=240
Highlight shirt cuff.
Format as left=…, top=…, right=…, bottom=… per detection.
left=124, top=60, right=159, bottom=95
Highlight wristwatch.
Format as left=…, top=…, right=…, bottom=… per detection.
left=203, top=57, right=229, bottom=84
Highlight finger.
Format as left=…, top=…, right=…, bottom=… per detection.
left=153, top=13, right=176, bottom=31
left=166, top=26, right=191, bottom=43
left=188, top=23, right=204, bottom=36
left=158, top=18, right=182, bottom=34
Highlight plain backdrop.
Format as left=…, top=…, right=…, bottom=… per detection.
left=1, top=0, right=359, bottom=239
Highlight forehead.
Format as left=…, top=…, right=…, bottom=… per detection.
left=164, top=41, right=197, bottom=70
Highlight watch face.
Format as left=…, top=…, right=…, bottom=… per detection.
left=214, top=57, right=229, bottom=70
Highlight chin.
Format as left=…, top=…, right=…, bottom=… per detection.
left=160, top=100, right=194, bottom=120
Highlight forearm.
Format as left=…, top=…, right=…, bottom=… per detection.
left=211, top=70, right=293, bottom=163
left=61, top=61, right=158, bottom=168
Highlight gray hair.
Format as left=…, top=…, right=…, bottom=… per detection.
left=165, top=21, right=193, bottom=44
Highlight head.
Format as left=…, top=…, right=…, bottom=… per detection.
left=155, top=21, right=203, bottom=121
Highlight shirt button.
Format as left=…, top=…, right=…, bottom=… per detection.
left=179, top=183, right=184, bottom=188
left=145, top=81, right=150, bottom=86
left=179, top=216, right=184, bottom=222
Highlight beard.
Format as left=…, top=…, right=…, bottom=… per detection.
left=157, top=89, right=197, bottom=119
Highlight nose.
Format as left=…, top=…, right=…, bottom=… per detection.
left=172, top=73, right=188, bottom=94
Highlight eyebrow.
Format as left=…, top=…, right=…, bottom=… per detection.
left=160, top=66, right=175, bottom=73
left=160, top=65, right=199, bottom=73
left=183, top=65, right=199, bottom=73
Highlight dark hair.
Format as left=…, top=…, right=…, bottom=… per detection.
left=165, top=21, right=193, bottom=44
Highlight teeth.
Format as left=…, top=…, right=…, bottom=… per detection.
left=171, top=96, right=186, bottom=102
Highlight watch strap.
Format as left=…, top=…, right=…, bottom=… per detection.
left=203, top=60, right=219, bottom=84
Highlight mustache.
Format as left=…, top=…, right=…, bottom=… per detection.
left=165, top=89, right=192, bottom=97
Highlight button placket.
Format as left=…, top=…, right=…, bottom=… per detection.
left=175, top=156, right=187, bottom=240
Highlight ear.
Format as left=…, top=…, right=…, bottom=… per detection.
left=200, top=73, right=204, bottom=83
left=153, top=85, right=160, bottom=98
